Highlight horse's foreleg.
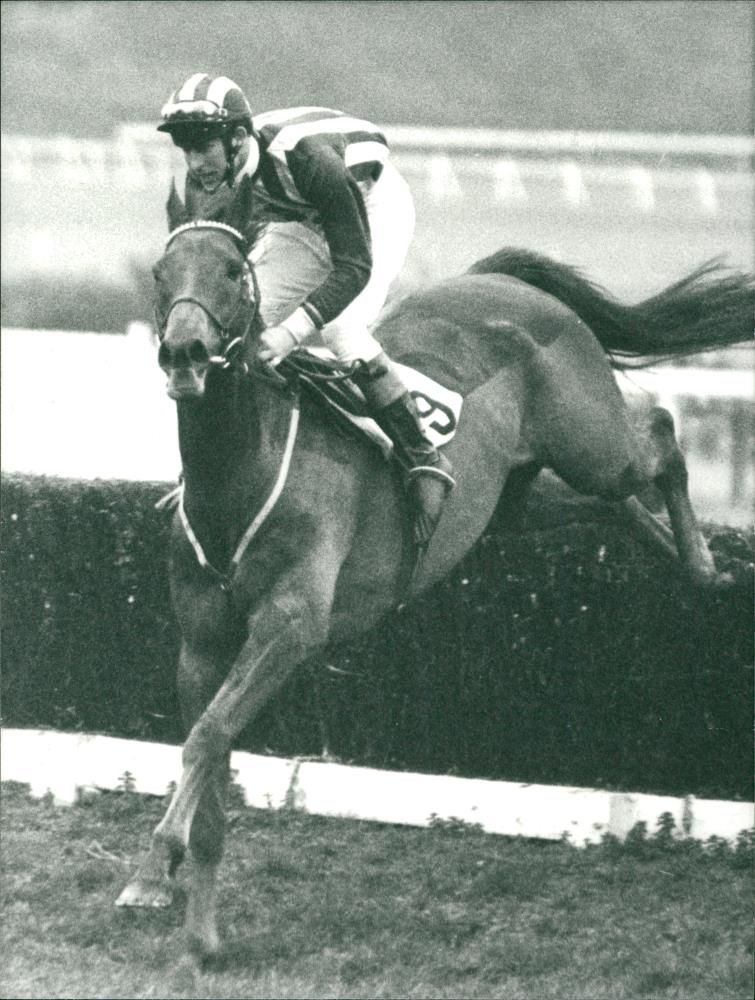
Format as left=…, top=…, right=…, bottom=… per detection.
left=182, top=754, right=230, bottom=960
left=178, top=644, right=233, bottom=890
left=117, top=643, right=231, bottom=913
left=162, top=567, right=337, bottom=959
left=157, top=619, right=309, bottom=844
left=117, top=610, right=309, bottom=945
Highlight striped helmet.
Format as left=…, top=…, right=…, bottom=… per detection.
left=157, top=74, right=253, bottom=133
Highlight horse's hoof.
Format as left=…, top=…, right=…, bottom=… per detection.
left=115, top=878, right=174, bottom=908
left=187, top=929, right=221, bottom=965
left=689, top=567, right=738, bottom=591
left=162, top=954, right=202, bottom=995
left=696, top=569, right=738, bottom=590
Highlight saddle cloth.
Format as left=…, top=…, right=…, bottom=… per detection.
left=279, top=348, right=463, bottom=460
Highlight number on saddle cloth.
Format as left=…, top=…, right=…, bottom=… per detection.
left=277, top=348, right=464, bottom=457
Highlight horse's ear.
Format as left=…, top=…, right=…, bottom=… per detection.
left=167, top=180, right=189, bottom=230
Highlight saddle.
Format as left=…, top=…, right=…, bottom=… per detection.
left=275, top=348, right=462, bottom=460
left=276, top=349, right=392, bottom=458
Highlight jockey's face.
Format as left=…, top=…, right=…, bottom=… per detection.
left=182, top=137, right=228, bottom=194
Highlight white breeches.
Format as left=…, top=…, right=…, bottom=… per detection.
left=249, top=160, right=415, bottom=363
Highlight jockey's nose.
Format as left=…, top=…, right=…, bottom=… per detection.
left=186, top=149, right=206, bottom=172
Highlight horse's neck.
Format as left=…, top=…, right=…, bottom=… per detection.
left=177, top=373, right=290, bottom=558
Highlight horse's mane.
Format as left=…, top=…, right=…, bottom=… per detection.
left=184, top=182, right=237, bottom=223
left=167, top=175, right=266, bottom=249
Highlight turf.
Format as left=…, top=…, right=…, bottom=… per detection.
left=1, top=781, right=752, bottom=999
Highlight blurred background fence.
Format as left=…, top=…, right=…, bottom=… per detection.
left=2, top=124, right=752, bottom=293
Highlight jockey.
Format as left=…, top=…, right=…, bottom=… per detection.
left=157, top=73, right=455, bottom=547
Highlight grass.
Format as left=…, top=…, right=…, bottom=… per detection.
left=1, top=782, right=752, bottom=999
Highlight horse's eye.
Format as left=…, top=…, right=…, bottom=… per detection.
left=226, top=263, right=242, bottom=281
left=152, top=265, right=162, bottom=283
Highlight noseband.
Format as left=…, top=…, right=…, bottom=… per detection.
left=156, top=220, right=261, bottom=370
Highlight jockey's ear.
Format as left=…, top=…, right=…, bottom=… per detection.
left=230, top=125, right=248, bottom=151
left=166, top=179, right=190, bottom=230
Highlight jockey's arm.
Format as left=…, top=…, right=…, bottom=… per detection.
left=278, top=146, right=374, bottom=339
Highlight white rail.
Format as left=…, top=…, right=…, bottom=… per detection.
left=383, top=126, right=755, bottom=161
left=2, top=729, right=752, bottom=845
left=2, top=125, right=753, bottom=179
left=112, top=122, right=755, bottom=159
left=4, top=128, right=751, bottom=227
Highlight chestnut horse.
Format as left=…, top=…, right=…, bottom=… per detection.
left=117, top=176, right=753, bottom=960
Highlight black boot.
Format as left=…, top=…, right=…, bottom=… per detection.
left=374, top=392, right=456, bottom=547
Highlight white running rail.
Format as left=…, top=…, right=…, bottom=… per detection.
left=2, top=729, right=752, bottom=845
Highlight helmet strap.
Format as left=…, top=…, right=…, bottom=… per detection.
left=223, top=128, right=259, bottom=187
left=221, top=127, right=238, bottom=185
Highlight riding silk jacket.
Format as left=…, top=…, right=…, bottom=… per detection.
left=185, top=107, right=391, bottom=329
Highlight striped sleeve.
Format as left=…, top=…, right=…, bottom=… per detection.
left=289, top=145, right=374, bottom=325
left=252, top=108, right=391, bottom=324
left=259, top=109, right=389, bottom=200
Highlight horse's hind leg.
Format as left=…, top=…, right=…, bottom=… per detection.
left=624, top=406, right=720, bottom=586
left=621, top=495, right=679, bottom=560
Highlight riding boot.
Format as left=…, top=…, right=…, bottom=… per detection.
left=354, top=353, right=456, bottom=547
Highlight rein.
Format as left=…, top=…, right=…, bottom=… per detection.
left=158, top=218, right=299, bottom=596
left=278, top=351, right=365, bottom=385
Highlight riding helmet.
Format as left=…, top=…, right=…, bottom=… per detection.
left=157, top=73, right=253, bottom=135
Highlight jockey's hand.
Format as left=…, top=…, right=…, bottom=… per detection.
left=256, top=325, right=299, bottom=367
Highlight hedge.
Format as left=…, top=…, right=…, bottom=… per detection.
left=1, top=472, right=752, bottom=799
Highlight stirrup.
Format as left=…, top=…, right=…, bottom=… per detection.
left=405, top=456, right=456, bottom=550
left=405, top=463, right=457, bottom=490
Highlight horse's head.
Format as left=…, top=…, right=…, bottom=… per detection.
left=154, top=177, right=261, bottom=400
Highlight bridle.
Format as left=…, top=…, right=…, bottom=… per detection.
left=154, top=219, right=302, bottom=596
left=155, top=220, right=262, bottom=371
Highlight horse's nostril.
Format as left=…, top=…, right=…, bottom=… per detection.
left=158, top=340, right=210, bottom=369
left=188, top=340, right=210, bottom=365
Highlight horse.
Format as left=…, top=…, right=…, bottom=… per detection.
left=116, top=174, right=754, bottom=960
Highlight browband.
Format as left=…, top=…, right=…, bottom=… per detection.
left=166, top=220, right=247, bottom=249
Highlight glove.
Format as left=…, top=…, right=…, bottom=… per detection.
left=256, top=325, right=299, bottom=367
left=255, top=307, right=318, bottom=367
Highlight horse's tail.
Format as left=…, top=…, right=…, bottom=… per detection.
left=468, top=247, right=754, bottom=368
